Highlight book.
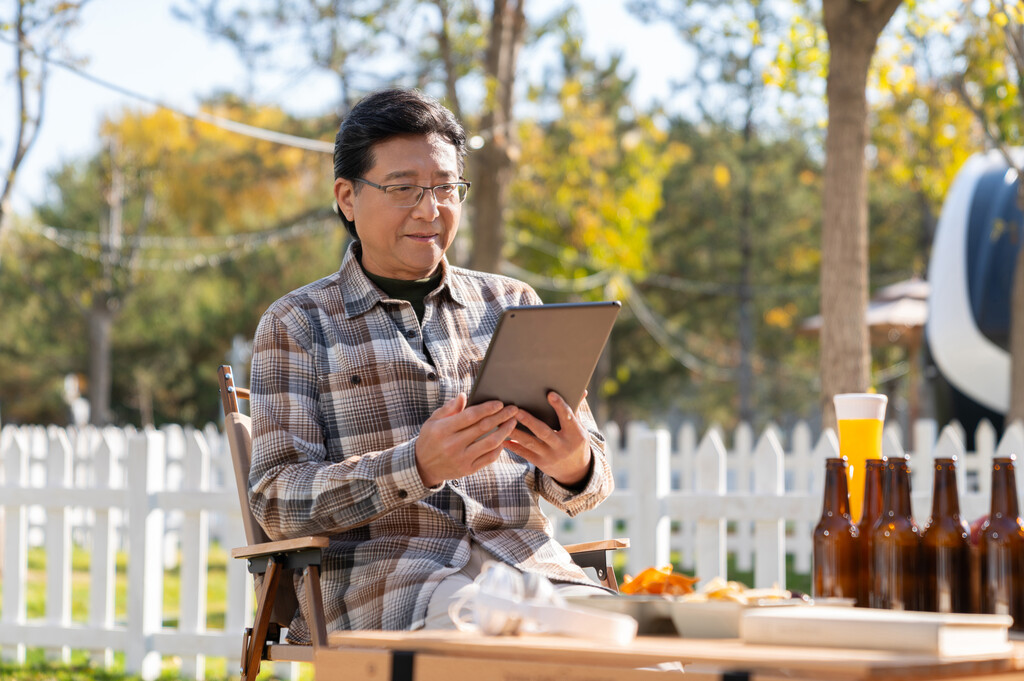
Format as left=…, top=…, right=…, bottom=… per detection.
left=740, top=606, right=1013, bottom=657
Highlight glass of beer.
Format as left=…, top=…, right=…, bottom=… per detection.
left=834, top=393, right=887, bottom=524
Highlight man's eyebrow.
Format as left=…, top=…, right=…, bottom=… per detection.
left=381, top=170, right=417, bottom=181
left=380, top=169, right=458, bottom=182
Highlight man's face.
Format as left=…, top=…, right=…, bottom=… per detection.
left=334, top=133, right=461, bottom=281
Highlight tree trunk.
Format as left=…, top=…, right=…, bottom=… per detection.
left=88, top=300, right=115, bottom=426
left=1009, top=238, right=1024, bottom=425
left=468, top=0, right=525, bottom=274
left=819, top=0, right=902, bottom=430
left=738, top=119, right=755, bottom=426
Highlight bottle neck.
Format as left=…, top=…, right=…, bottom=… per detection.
left=859, top=459, right=885, bottom=526
left=991, top=458, right=1021, bottom=518
left=823, top=459, right=851, bottom=518
left=885, top=459, right=913, bottom=518
left=929, top=459, right=961, bottom=518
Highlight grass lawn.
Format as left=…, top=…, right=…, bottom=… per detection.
left=0, top=543, right=306, bottom=680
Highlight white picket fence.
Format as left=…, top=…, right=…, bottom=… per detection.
left=2, top=418, right=1023, bottom=680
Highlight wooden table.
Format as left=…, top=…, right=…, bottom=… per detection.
left=315, top=630, right=1024, bottom=681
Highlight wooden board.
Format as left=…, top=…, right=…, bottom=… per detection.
left=323, top=631, right=1024, bottom=681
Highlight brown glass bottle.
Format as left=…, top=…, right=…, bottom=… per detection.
left=870, top=457, right=921, bottom=610
left=813, top=458, right=859, bottom=600
left=856, top=458, right=885, bottom=607
left=921, top=457, right=972, bottom=613
left=979, top=456, right=1024, bottom=631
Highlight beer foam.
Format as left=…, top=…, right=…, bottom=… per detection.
left=833, top=393, right=888, bottom=420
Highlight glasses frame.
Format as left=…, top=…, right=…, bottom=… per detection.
left=353, top=178, right=472, bottom=208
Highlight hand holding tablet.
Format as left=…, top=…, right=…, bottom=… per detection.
left=467, top=301, right=621, bottom=431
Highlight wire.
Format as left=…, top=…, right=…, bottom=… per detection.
left=0, top=32, right=335, bottom=154
left=11, top=214, right=340, bottom=272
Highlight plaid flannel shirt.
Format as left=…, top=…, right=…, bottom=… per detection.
left=248, top=242, right=613, bottom=638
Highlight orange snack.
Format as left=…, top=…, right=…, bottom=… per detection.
left=620, top=565, right=699, bottom=596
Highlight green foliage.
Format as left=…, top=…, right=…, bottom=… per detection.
left=610, top=118, right=823, bottom=428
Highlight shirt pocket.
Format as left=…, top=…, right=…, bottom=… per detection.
left=318, top=364, right=401, bottom=456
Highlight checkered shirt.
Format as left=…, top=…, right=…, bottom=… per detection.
left=248, top=242, right=614, bottom=638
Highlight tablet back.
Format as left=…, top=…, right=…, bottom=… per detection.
left=468, top=301, right=621, bottom=430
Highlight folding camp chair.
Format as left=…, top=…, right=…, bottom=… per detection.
left=218, top=364, right=628, bottom=681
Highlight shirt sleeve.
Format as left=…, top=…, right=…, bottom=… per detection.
left=247, top=307, right=439, bottom=540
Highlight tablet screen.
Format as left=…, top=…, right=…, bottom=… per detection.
left=467, top=301, right=621, bottom=430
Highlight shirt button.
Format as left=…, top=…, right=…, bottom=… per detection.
left=450, top=479, right=460, bottom=487
left=350, top=375, right=361, bottom=385
left=427, top=372, right=437, bottom=381
left=397, top=489, right=408, bottom=499
left=406, top=329, right=416, bottom=338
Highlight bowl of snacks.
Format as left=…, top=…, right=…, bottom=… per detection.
left=669, top=576, right=808, bottom=638
left=565, top=565, right=699, bottom=635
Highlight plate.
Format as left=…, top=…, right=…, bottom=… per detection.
left=564, top=595, right=677, bottom=635
left=670, top=598, right=808, bottom=638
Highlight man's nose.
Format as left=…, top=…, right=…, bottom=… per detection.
left=410, top=188, right=441, bottom=219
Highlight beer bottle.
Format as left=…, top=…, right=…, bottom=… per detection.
left=979, top=456, right=1024, bottom=631
left=856, top=458, right=885, bottom=607
left=870, top=457, right=921, bottom=610
left=921, top=457, right=972, bottom=613
left=813, top=457, right=859, bottom=600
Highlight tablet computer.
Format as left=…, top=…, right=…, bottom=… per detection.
left=468, top=301, right=621, bottom=431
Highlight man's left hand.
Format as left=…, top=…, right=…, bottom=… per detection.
left=503, top=391, right=592, bottom=488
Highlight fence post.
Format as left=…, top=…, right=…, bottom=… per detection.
left=627, top=423, right=670, bottom=575
left=126, top=430, right=165, bottom=681
left=753, top=430, right=785, bottom=589
left=45, top=428, right=73, bottom=663
left=675, top=422, right=697, bottom=569
left=1, top=427, right=29, bottom=664
left=790, top=422, right=814, bottom=574
left=733, top=422, right=754, bottom=572
left=695, top=429, right=727, bottom=582
left=996, top=422, right=1024, bottom=502
left=180, top=429, right=211, bottom=680
left=90, top=432, right=118, bottom=668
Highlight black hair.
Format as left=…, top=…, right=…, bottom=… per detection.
left=333, top=88, right=468, bottom=239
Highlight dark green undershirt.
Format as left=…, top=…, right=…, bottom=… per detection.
left=362, top=266, right=443, bottom=324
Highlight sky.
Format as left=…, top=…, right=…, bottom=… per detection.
left=0, top=0, right=691, bottom=215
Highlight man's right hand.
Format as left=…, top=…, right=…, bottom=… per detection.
left=414, top=393, right=518, bottom=488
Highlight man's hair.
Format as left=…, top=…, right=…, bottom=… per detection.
left=333, top=88, right=468, bottom=240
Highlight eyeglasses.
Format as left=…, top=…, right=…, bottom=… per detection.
left=354, top=178, right=471, bottom=208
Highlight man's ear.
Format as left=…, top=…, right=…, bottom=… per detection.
left=334, top=178, right=356, bottom=222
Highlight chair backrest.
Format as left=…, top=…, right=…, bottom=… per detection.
left=219, top=364, right=298, bottom=626
left=218, top=365, right=268, bottom=546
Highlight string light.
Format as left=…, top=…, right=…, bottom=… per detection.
left=11, top=215, right=340, bottom=272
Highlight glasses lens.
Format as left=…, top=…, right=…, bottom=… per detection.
left=385, top=185, right=424, bottom=207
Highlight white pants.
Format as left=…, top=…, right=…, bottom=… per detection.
left=422, top=541, right=607, bottom=630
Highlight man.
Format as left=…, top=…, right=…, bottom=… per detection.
left=248, top=88, right=613, bottom=639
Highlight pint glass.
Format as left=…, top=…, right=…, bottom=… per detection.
left=834, top=393, right=887, bottom=524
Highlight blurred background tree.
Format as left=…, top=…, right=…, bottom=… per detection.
left=0, top=0, right=92, bottom=271
left=0, top=0, right=1017, bottom=434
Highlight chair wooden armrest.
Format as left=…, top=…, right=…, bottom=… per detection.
left=231, top=536, right=330, bottom=561
left=563, top=538, right=629, bottom=592
left=563, top=538, right=629, bottom=554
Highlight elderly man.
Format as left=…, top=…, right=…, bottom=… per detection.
left=248, top=88, right=613, bottom=639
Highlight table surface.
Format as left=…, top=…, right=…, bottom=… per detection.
left=316, top=630, right=1024, bottom=681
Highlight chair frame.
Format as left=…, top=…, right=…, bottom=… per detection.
left=218, top=364, right=627, bottom=681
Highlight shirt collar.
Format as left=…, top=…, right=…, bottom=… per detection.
left=338, top=241, right=467, bottom=318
